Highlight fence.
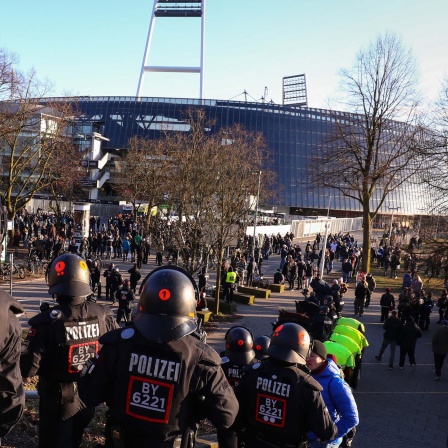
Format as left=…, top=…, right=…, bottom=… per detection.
left=26, top=198, right=122, bottom=221
left=246, top=224, right=291, bottom=238
left=291, top=217, right=363, bottom=239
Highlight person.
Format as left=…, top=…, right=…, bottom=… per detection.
left=279, top=244, right=288, bottom=270
left=419, top=291, right=434, bottom=331
left=329, top=332, right=362, bottom=366
left=308, top=306, right=334, bottom=342
left=402, top=270, right=412, bottom=290
left=310, top=274, right=330, bottom=302
left=436, top=290, right=448, bottom=324
left=196, top=289, right=208, bottom=311
left=375, top=310, right=402, bottom=369
left=136, top=242, right=143, bottom=268
left=353, top=280, right=369, bottom=317
left=142, top=238, right=150, bottom=264
left=0, top=291, right=25, bottom=442
left=304, top=260, right=313, bottom=288
left=432, top=319, right=448, bottom=381
left=333, top=324, right=369, bottom=352
left=323, top=340, right=356, bottom=373
left=127, top=263, right=141, bottom=294
left=103, top=263, right=116, bottom=301
left=20, top=253, right=117, bottom=448
left=224, top=266, right=237, bottom=303
left=68, top=265, right=239, bottom=448
left=230, top=322, right=338, bottom=448
left=110, top=267, right=123, bottom=304
left=390, top=251, right=400, bottom=279
left=364, top=273, right=376, bottom=307
left=68, top=237, right=79, bottom=254
left=245, top=257, right=257, bottom=287
left=329, top=279, right=341, bottom=302
left=116, top=279, right=136, bottom=324
left=89, top=259, right=102, bottom=298
left=336, top=317, right=365, bottom=334
left=379, top=287, right=395, bottom=323
left=296, top=258, right=306, bottom=290
left=221, top=326, right=256, bottom=388
left=286, top=256, right=297, bottom=290
left=273, top=268, right=285, bottom=285
left=122, top=236, right=131, bottom=262
left=411, top=274, right=423, bottom=297
left=341, top=259, right=352, bottom=284
left=197, top=266, right=207, bottom=292
left=236, top=255, right=247, bottom=286
left=155, top=243, right=164, bottom=266
left=398, top=316, right=422, bottom=370
left=330, top=279, right=344, bottom=317
left=306, top=341, right=359, bottom=448
left=253, top=335, right=271, bottom=360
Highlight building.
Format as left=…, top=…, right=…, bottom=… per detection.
left=55, top=95, right=426, bottom=221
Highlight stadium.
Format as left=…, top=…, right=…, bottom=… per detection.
left=35, top=0, right=427, bottom=223
left=64, top=95, right=425, bottom=221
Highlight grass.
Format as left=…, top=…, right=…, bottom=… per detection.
left=367, top=264, right=445, bottom=296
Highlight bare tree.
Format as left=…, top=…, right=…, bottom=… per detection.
left=159, top=109, right=223, bottom=274
left=163, top=110, right=273, bottom=314
left=0, top=100, right=80, bottom=219
left=115, top=108, right=275, bottom=313
left=0, top=49, right=78, bottom=219
left=309, top=33, right=424, bottom=272
left=418, top=76, right=448, bottom=214
left=410, top=77, right=448, bottom=278
left=47, top=136, right=85, bottom=226
left=112, top=136, right=175, bottom=227
left=0, top=49, right=18, bottom=101
left=207, top=126, right=271, bottom=314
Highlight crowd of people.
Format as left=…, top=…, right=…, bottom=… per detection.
left=1, top=251, right=363, bottom=448
left=13, top=209, right=152, bottom=266
left=374, top=278, right=448, bottom=376
left=2, top=220, right=448, bottom=447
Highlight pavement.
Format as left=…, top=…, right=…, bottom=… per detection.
left=203, top=234, right=448, bottom=448
left=2, top=231, right=448, bottom=447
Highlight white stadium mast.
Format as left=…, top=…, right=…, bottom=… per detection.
left=136, top=0, right=206, bottom=99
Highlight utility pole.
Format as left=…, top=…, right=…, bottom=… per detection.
left=319, top=196, right=331, bottom=278
left=252, top=171, right=262, bottom=258
left=387, top=207, right=400, bottom=246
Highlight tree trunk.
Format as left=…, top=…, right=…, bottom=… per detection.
left=361, top=205, right=372, bottom=273
left=214, top=246, right=224, bottom=315
left=144, top=213, right=152, bottom=237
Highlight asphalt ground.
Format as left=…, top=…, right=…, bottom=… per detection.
left=204, top=234, right=448, bottom=448
left=3, top=230, right=448, bottom=448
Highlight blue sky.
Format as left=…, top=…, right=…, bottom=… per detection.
left=1, top=0, right=447, bottom=109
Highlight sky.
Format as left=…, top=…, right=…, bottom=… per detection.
left=1, top=0, right=447, bottom=109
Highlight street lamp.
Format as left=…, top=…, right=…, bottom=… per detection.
left=319, top=195, right=331, bottom=278
left=387, top=207, right=400, bottom=246
left=252, top=170, right=262, bottom=257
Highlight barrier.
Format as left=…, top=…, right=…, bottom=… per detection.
left=233, top=292, right=255, bottom=305
left=197, top=310, right=212, bottom=323
left=268, top=283, right=285, bottom=293
left=291, top=217, right=363, bottom=239
left=246, top=217, right=362, bottom=240
left=237, top=286, right=271, bottom=299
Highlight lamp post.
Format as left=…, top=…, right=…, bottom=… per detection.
left=319, top=195, right=331, bottom=278
left=388, top=207, right=400, bottom=246
left=252, top=170, right=262, bottom=257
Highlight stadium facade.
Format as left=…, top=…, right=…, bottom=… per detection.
left=66, top=95, right=425, bottom=220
